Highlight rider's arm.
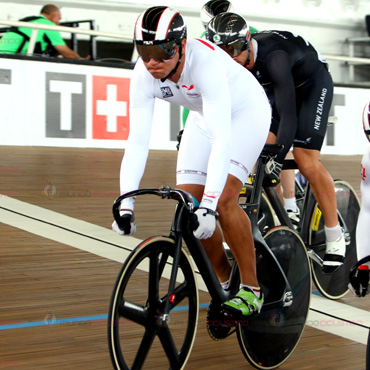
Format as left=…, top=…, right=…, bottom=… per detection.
left=189, top=46, right=232, bottom=211
left=119, top=60, right=156, bottom=210
left=265, top=50, right=297, bottom=164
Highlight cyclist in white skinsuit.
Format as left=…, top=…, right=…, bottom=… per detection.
left=349, top=101, right=370, bottom=297
left=112, top=6, right=271, bottom=317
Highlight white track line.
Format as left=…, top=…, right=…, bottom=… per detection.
left=0, top=194, right=369, bottom=345
left=0, top=194, right=140, bottom=263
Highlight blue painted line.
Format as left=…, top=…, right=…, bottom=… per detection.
left=0, top=304, right=209, bottom=331
left=0, top=314, right=107, bottom=330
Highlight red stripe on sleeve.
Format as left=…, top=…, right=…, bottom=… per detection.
left=195, top=38, right=215, bottom=50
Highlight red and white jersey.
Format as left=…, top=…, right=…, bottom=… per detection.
left=357, top=146, right=370, bottom=260
left=120, top=38, right=270, bottom=210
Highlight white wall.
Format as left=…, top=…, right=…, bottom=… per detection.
left=0, top=56, right=368, bottom=155
left=0, top=0, right=369, bottom=83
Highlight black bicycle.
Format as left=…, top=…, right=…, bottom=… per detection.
left=239, top=156, right=361, bottom=300
left=107, top=144, right=311, bottom=370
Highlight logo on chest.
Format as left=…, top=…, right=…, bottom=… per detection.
left=160, top=86, right=174, bottom=98
left=181, top=84, right=199, bottom=98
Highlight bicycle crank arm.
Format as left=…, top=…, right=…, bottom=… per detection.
left=307, top=248, right=323, bottom=266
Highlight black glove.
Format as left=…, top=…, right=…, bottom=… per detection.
left=263, top=160, right=282, bottom=188
left=112, top=210, right=136, bottom=236
left=349, top=264, right=370, bottom=297
left=176, top=129, right=184, bottom=151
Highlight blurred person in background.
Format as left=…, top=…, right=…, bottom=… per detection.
left=0, top=4, right=88, bottom=59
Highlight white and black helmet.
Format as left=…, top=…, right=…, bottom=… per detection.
left=200, top=0, right=234, bottom=29
left=206, top=12, right=251, bottom=59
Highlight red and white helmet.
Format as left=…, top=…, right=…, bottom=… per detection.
left=363, top=101, right=370, bottom=142
left=134, top=6, right=186, bottom=46
left=134, top=6, right=186, bottom=63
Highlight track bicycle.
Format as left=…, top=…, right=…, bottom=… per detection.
left=239, top=156, right=361, bottom=300
left=107, top=144, right=311, bottom=370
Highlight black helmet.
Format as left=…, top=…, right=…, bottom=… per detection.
left=134, top=6, right=186, bottom=63
left=200, top=0, right=234, bottom=29
left=363, top=101, right=370, bottom=142
left=206, top=12, right=251, bottom=58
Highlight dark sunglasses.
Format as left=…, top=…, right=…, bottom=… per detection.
left=136, top=40, right=179, bottom=63
left=219, top=39, right=247, bottom=58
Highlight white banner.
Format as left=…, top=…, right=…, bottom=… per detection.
left=0, top=57, right=368, bottom=154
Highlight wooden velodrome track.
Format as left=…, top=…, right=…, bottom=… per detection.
left=1, top=145, right=369, bottom=369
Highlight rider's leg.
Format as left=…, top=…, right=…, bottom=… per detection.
left=266, top=132, right=299, bottom=217
left=216, top=174, right=259, bottom=288
left=293, top=147, right=338, bottom=227
left=293, top=147, right=345, bottom=273
left=218, top=175, right=264, bottom=316
left=178, top=174, right=262, bottom=290
left=281, top=151, right=298, bottom=210
left=178, top=177, right=261, bottom=290
left=177, top=183, right=232, bottom=284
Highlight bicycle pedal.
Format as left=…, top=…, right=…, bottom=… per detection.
left=344, top=232, right=351, bottom=246
left=220, top=305, right=255, bottom=323
left=220, top=311, right=247, bottom=325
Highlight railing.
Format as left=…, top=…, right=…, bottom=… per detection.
left=59, top=19, right=96, bottom=59
left=0, top=19, right=369, bottom=81
left=0, top=19, right=133, bottom=61
left=345, top=36, right=370, bottom=82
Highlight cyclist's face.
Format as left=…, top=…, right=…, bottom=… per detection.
left=142, top=39, right=186, bottom=80
left=143, top=50, right=179, bottom=79
left=232, top=49, right=250, bottom=68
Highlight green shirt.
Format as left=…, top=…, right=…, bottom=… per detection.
left=0, top=15, right=66, bottom=54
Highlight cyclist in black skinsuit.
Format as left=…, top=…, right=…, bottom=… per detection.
left=206, top=13, right=345, bottom=274
left=250, top=30, right=331, bottom=155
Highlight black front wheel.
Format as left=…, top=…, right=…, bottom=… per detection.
left=108, top=236, right=199, bottom=370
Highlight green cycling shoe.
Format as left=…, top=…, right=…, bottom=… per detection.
left=222, top=287, right=264, bottom=318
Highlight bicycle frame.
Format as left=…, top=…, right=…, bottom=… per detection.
left=169, top=195, right=231, bottom=306
left=108, top=144, right=314, bottom=370
left=113, top=188, right=230, bottom=312
left=113, top=182, right=292, bottom=316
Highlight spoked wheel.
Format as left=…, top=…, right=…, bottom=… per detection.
left=237, top=226, right=311, bottom=369
left=239, top=183, right=277, bottom=236
left=108, top=237, right=199, bottom=370
left=309, top=180, right=361, bottom=299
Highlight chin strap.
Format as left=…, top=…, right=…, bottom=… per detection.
left=244, top=45, right=251, bottom=68
left=161, top=44, right=183, bottom=83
